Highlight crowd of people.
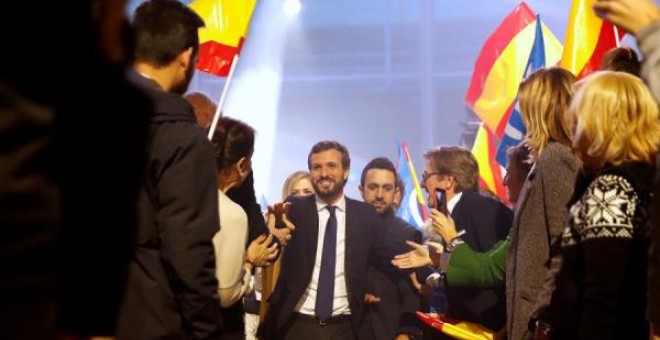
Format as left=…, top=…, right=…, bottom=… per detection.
left=3, top=0, right=660, bottom=339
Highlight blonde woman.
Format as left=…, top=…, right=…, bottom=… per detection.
left=539, top=71, right=660, bottom=340
left=506, top=67, right=582, bottom=340
left=281, top=171, right=314, bottom=198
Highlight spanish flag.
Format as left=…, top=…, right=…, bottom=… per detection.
left=464, top=2, right=562, bottom=137
left=471, top=124, right=508, bottom=205
left=560, top=0, right=624, bottom=78
left=417, top=311, right=494, bottom=340
left=189, top=0, right=257, bottom=76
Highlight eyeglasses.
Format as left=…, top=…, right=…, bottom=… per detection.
left=421, top=172, right=441, bottom=184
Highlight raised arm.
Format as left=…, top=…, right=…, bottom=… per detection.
left=444, top=238, right=509, bottom=288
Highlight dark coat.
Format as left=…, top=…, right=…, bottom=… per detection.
left=364, top=211, right=423, bottom=339
left=548, top=162, right=653, bottom=340
left=262, top=195, right=408, bottom=339
left=116, top=71, right=223, bottom=340
left=647, top=154, right=660, bottom=329
left=445, top=189, right=513, bottom=331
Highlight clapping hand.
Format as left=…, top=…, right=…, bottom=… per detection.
left=246, top=234, right=279, bottom=267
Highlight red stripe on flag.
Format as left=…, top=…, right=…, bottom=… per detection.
left=465, top=3, right=536, bottom=106
left=576, top=21, right=625, bottom=79
left=486, top=128, right=509, bottom=205
left=196, top=38, right=245, bottom=77
left=495, top=102, right=516, bottom=138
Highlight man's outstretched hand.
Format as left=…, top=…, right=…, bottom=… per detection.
left=267, top=202, right=295, bottom=246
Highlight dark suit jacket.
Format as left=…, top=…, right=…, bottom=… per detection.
left=445, top=189, right=512, bottom=331
left=364, top=211, right=423, bottom=339
left=227, top=171, right=268, bottom=245
left=263, top=195, right=408, bottom=339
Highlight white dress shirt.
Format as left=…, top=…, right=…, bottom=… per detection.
left=295, top=195, right=351, bottom=316
left=426, top=191, right=463, bottom=287
left=446, top=191, right=463, bottom=214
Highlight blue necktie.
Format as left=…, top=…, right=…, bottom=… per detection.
left=315, top=205, right=337, bottom=321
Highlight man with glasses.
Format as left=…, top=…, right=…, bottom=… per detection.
left=421, top=146, right=512, bottom=332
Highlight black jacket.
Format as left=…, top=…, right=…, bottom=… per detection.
left=445, top=189, right=512, bottom=330
left=116, top=71, right=223, bottom=340
left=262, top=195, right=409, bottom=339
left=364, top=210, right=423, bottom=339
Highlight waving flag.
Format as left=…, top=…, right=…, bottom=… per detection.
left=396, top=141, right=429, bottom=229
left=472, top=125, right=509, bottom=205
left=465, top=2, right=562, bottom=138
left=189, top=0, right=257, bottom=76
left=417, top=312, right=494, bottom=340
left=495, top=15, right=548, bottom=167
left=560, top=0, right=624, bottom=78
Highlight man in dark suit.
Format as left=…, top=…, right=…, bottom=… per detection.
left=116, top=1, right=223, bottom=339
left=359, top=157, right=423, bottom=340
left=262, top=141, right=408, bottom=339
left=421, top=146, right=512, bottom=331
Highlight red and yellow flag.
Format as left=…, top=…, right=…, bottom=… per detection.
left=560, top=0, right=624, bottom=78
left=189, top=0, right=257, bottom=76
left=464, top=2, right=562, bottom=137
left=417, top=311, right=494, bottom=340
left=471, top=125, right=509, bottom=205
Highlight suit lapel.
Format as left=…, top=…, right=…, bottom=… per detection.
left=510, top=163, right=536, bottom=248
left=344, top=198, right=358, bottom=287
left=305, top=195, right=320, bottom=273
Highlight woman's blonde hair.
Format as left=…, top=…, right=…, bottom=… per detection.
left=571, top=71, right=660, bottom=166
left=518, top=67, right=577, bottom=161
left=281, top=171, right=311, bottom=200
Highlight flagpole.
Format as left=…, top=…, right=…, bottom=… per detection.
left=208, top=54, right=240, bottom=140
left=613, top=25, right=621, bottom=47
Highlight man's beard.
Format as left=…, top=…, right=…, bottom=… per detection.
left=370, top=200, right=392, bottom=215
left=313, top=178, right=345, bottom=201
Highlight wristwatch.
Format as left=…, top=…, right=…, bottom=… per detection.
left=445, top=236, right=465, bottom=253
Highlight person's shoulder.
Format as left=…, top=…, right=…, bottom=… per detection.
left=284, top=194, right=316, bottom=215
left=286, top=194, right=316, bottom=205
left=219, top=193, right=248, bottom=226
left=539, top=142, right=581, bottom=169
left=462, top=189, right=498, bottom=205
left=345, top=197, right=377, bottom=214
left=462, top=189, right=511, bottom=214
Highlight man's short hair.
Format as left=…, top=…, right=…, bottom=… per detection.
left=360, top=157, right=396, bottom=187
left=132, top=0, right=205, bottom=67
left=307, top=140, right=351, bottom=170
left=423, top=145, right=479, bottom=192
